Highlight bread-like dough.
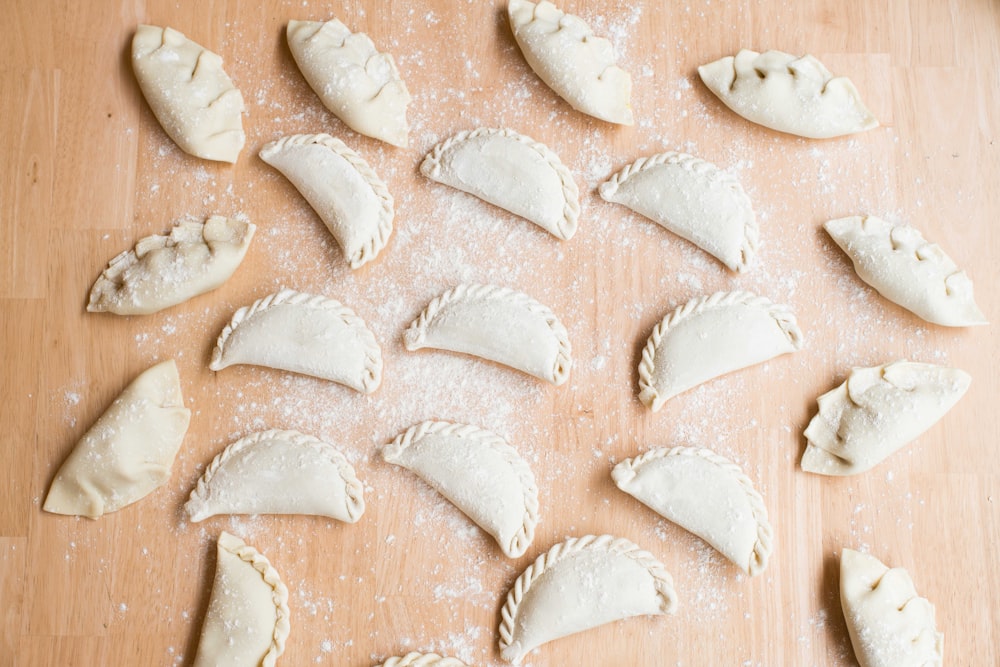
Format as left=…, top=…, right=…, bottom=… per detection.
left=638, top=291, right=803, bottom=411
left=508, top=0, right=633, bottom=124
left=698, top=49, right=878, bottom=139
left=185, top=429, right=365, bottom=523
left=825, top=215, right=986, bottom=327
left=375, top=653, right=468, bottom=667
left=840, top=549, right=943, bottom=667
left=498, top=534, right=677, bottom=663
left=87, top=215, right=255, bottom=316
left=259, top=133, right=393, bottom=269
left=599, top=151, right=758, bottom=271
left=210, top=288, right=382, bottom=394
left=193, top=532, right=290, bottom=667
left=287, top=19, right=410, bottom=147
left=404, top=283, right=572, bottom=385
left=132, top=25, right=245, bottom=162
left=802, top=361, right=971, bottom=476
left=43, top=360, right=191, bottom=519
left=420, top=128, right=580, bottom=240
left=612, top=447, right=772, bottom=575
left=383, top=421, right=539, bottom=558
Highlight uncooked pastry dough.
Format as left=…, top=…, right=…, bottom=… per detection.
left=599, top=151, right=758, bottom=271
left=698, top=49, right=878, bottom=139
left=612, top=447, right=772, bottom=575
left=508, top=0, right=633, bottom=124
left=498, top=534, right=677, bottom=663
left=404, top=283, right=571, bottom=385
left=193, top=531, right=290, bottom=667
left=259, top=133, right=393, bottom=269
left=825, top=215, right=986, bottom=327
left=383, top=421, right=539, bottom=558
left=801, top=361, right=971, bottom=476
left=185, top=429, right=365, bottom=523
left=375, top=653, right=468, bottom=667
left=43, top=360, right=191, bottom=519
left=287, top=19, right=410, bottom=147
left=840, top=549, right=943, bottom=667
left=420, top=128, right=580, bottom=240
left=132, top=25, right=246, bottom=162
left=87, top=215, right=255, bottom=316
left=638, top=291, right=803, bottom=411
left=210, top=288, right=382, bottom=394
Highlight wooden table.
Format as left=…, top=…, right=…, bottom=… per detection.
left=3, top=0, right=998, bottom=665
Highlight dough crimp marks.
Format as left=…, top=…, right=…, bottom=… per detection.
left=615, top=446, right=773, bottom=575
left=404, top=283, right=572, bottom=384
left=498, top=534, right=677, bottom=652
left=638, top=291, right=803, bottom=406
left=260, top=133, right=393, bottom=268
left=377, top=652, right=469, bottom=667
left=385, top=421, right=539, bottom=558
left=420, top=128, right=580, bottom=240
left=599, top=151, right=759, bottom=270
left=185, top=429, right=365, bottom=522
left=302, top=21, right=402, bottom=103
left=210, top=287, right=381, bottom=392
left=217, top=532, right=291, bottom=667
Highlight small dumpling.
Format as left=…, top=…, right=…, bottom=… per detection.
left=375, top=653, right=468, bottom=667
left=801, top=361, right=971, bottom=476
left=404, top=283, right=572, bottom=385
left=260, top=133, right=393, bottom=269
left=825, top=215, right=986, bottom=327
left=508, top=0, right=633, bottom=124
left=599, top=151, right=758, bottom=271
left=132, top=25, right=245, bottom=162
left=210, top=288, right=382, bottom=394
left=383, top=421, right=539, bottom=558
left=638, top=291, right=803, bottom=410
left=421, top=128, right=580, bottom=240
left=185, top=429, right=365, bottom=523
left=287, top=19, right=410, bottom=147
left=193, top=532, right=290, bottom=667
left=43, top=360, right=191, bottom=519
left=612, top=447, right=772, bottom=575
left=499, top=534, right=677, bottom=663
left=840, top=549, right=943, bottom=667
left=87, top=215, right=255, bottom=316
left=698, top=49, right=878, bottom=139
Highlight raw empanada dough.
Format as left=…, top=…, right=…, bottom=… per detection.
left=801, top=361, right=971, bottom=476
left=420, top=128, right=580, bottom=240
left=508, top=0, right=633, bottom=124
left=825, top=215, right=986, bottom=327
left=132, top=25, right=246, bottom=162
left=87, top=215, right=255, bottom=316
left=499, top=534, right=677, bottom=663
left=638, top=291, right=803, bottom=411
left=260, top=133, right=393, bottom=269
left=375, top=653, right=468, bottom=667
left=404, top=283, right=572, bottom=385
left=43, top=360, right=191, bottom=519
left=840, top=549, right=943, bottom=667
left=698, top=49, right=878, bottom=139
left=612, top=447, right=772, bottom=575
left=193, top=532, right=290, bottom=667
left=383, top=421, right=539, bottom=558
left=185, top=429, right=365, bottom=523
left=210, top=288, right=382, bottom=394
left=600, top=151, right=758, bottom=271
left=287, top=19, right=410, bottom=147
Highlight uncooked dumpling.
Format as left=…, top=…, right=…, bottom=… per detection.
left=375, top=653, right=468, bottom=667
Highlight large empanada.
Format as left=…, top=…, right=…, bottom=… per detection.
left=698, top=49, right=878, bottom=139
left=287, top=19, right=410, bottom=147
left=132, top=25, right=246, bottom=162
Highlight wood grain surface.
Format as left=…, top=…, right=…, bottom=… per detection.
left=2, top=0, right=998, bottom=665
